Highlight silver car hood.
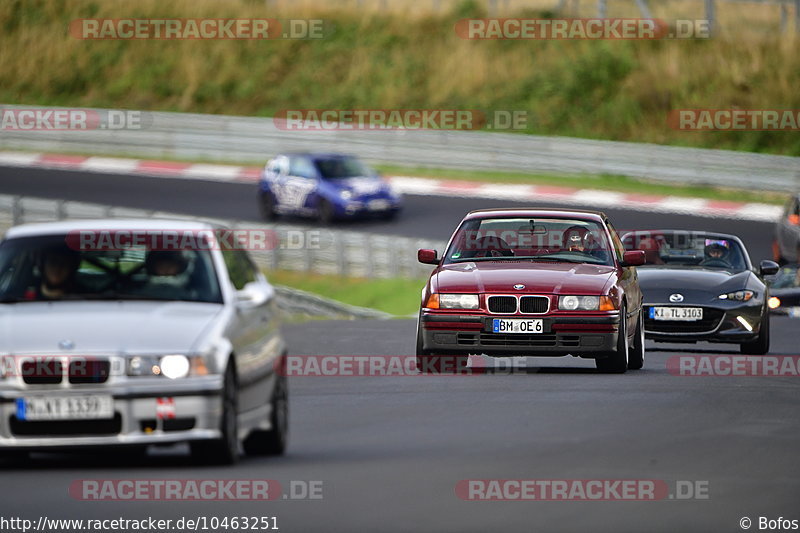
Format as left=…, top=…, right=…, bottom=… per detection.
left=0, top=300, right=224, bottom=355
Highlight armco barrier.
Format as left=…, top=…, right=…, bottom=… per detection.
left=0, top=194, right=446, bottom=281
left=1, top=105, right=798, bottom=192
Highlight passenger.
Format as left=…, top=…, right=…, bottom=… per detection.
left=38, top=246, right=82, bottom=299
left=146, top=250, right=188, bottom=277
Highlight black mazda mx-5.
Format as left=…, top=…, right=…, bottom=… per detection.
left=621, top=230, right=779, bottom=355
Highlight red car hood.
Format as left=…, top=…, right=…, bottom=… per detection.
left=434, top=261, right=616, bottom=295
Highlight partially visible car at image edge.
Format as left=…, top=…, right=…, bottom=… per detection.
left=0, top=219, right=288, bottom=464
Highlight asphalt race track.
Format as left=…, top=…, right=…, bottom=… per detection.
left=0, top=165, right=796, bottom=532
left=0, top=166, right=775, bottom=261
left=0, top=319, right=798, bottom=532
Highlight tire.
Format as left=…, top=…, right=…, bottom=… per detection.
left=243, top=373, right=289, bottom=456
left=740, top=311, right=770, bottom=355
left=191, top=363, right=239, bottom=465
left=318, top=200, right=335, bottom=225
left=258, top=192, right=278, bottom=221
left=596, top=304, right=629, bottom=374
left=415, top=316, right=468, bottom=374
left=627, top=309, right=645, bottom=370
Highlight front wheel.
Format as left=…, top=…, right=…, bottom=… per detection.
left=627, top=309, right=645, bottom=370
left=258, top=192, right=278, bottom=221
left=415, top=316, right=468, bottom=373
left=741, top=312, right=770, bottom=355
left=243, top=373, right=289, bottom=456
left=191, top=363, right=239, bottom=465
left=318, top=200, right=335, bottom=225
left=596, top=305, right=629, bottom=374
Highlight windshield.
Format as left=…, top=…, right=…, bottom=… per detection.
left=621, top=231, right=748, bottom=271
left=0, top=235, right=223, bottom=304
left=443, top=217, right=614, bottom=266
left=314, top=157, right=373, bottom=180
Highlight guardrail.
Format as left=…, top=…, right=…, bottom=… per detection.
left=0, top=195, right=446, bottom=281
left=1, top=105, right=798, bottom=192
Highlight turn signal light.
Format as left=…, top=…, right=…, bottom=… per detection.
left=599, top=296, right=617, bottom=311
left=425, top=294, right=440, bottom=309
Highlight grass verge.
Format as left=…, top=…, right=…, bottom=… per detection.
left=266, top=269, right=425, bottom=317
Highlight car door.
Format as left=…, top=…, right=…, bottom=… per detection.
left=607, top=220, right=642, bottom=334
left=222, top=248, right=281, bottom=414
left=281, top=156, right=319, bottom=217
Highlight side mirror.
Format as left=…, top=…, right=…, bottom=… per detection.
left=417, top=249, right=439, bottom=265
left=236, top=281, right=273, bottom=309
left=620, top=250, right=646, bottom=267
left=759, top=260, right=780, bottom=277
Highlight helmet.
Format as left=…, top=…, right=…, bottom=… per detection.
left=563, top=226, right=589, bottom=250
left=704, top=239, right=730, bottom=260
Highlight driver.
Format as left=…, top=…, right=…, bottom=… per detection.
left=563, top=226, right=589, bottom=253
left=701, top=240, right=732, bottom=267
left=146, top=250, right=188, bottom=277
left=37, top=246, right=82, bottom=299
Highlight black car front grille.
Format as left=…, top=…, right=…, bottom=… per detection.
left=21, top=360, right=63, bottom=385
left=487, top=296, right=517, bottom=314
left=9, top=413, right=122, bottom=436
left=520, top=296, right=549, bottom=314
left=644, top=307, right=725, bottom=333
left=69, top=359, right=111, bottom=384
left=456, top=333, right=581, bottom=348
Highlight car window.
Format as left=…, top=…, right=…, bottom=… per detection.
left=315, top=157, right=371, bottom=180
left=289, top=157, right=316, bottom=179
left=444, top=217, right=614, bottom=266
left=769, top=266, right=800, bottom=289
left=621, top=231, right=748, bottom=271
left=222, top=249, right=258, bottom=290
left=605, top=221, right=625, bottom=263
left=0, top=234, right=222, bottom=304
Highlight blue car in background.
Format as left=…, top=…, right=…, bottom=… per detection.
left=258, top=153, right=402, bottom=223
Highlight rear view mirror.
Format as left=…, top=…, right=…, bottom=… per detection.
left=759, top=260, right=779, bottom=277
left=621, top=250, right=646, bottom=267
left=417, top=249, right=439, bottom=265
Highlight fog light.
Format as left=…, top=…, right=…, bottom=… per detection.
left=736, top=316, right=753, bottom=332
left=768, top=297, right=781, bottom=310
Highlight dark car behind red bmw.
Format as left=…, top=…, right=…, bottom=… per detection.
left=416, top=209, right=646, bottom=374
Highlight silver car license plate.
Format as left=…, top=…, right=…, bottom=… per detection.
left=16, top=395, right=114, bottom=421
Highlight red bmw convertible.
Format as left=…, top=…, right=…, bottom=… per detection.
left=416, top=208, right=646, bottom=373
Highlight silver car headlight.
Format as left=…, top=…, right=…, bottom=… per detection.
left=439, top=294, right=480, bottom=310
left=558, top=295, right=617, bottom=311
left=719, top=290, right=755, bottom=302
left=127, top=355, right=208, bottom=378
left=559, top=295, right=600, bottom=311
